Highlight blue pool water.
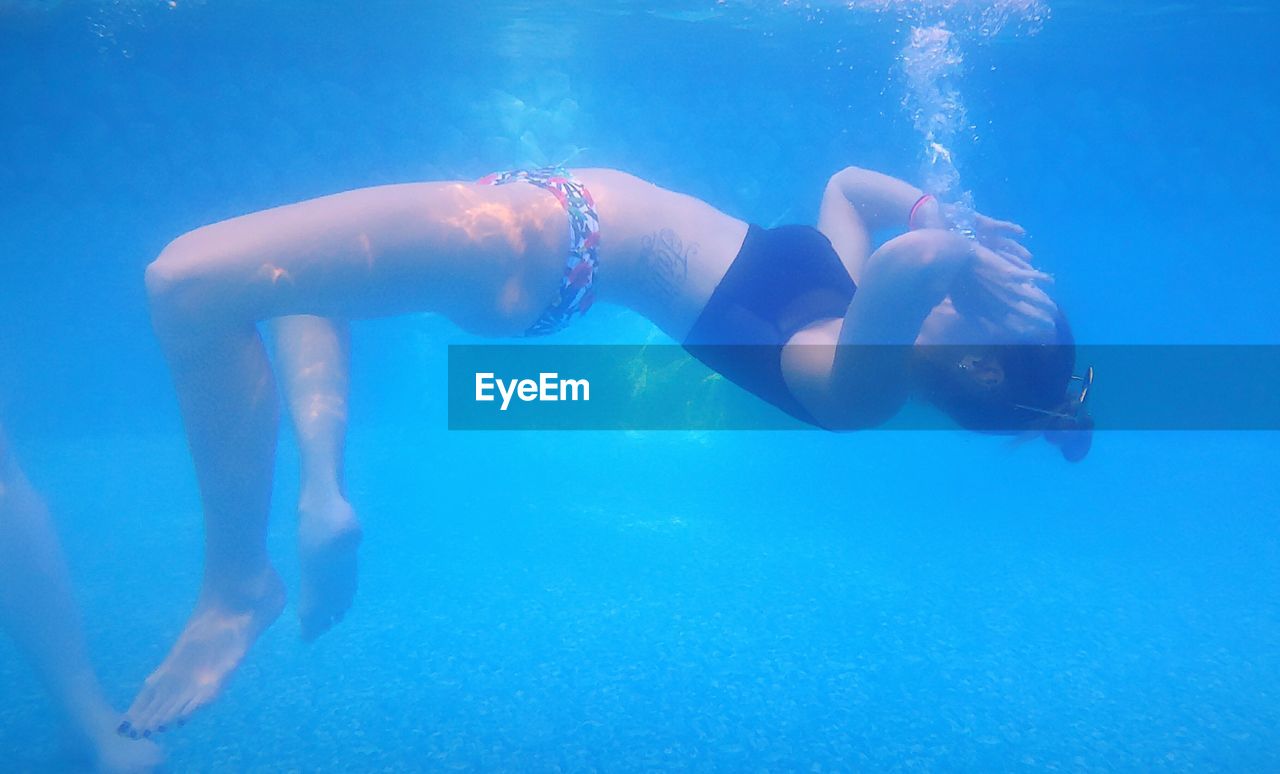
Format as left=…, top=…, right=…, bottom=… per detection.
left=1, top=1, right=1278, bottom=770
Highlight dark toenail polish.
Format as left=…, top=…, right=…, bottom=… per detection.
left=117, top=721, right=130, bottom=735
left=142, top=730, right=152, bottom=738
left=157, top=725, right=167, bottom=733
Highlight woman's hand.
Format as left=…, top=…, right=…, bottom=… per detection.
left=970, top=212, right=1035, bottom=270
left=950, top=243, right=1057, bottom=336
left=971, top=210, right=1026, bottom=242
left=906, top=195, right=1054, bottom=336
left=914, top=200, right=1035, bottom=262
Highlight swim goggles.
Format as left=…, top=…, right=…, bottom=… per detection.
left=1016, top=365, right=1094, bottom=422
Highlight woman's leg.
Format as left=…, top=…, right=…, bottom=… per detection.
left=124, top=181, right=558, bottom=736
left=0, top=428, right=163, bottom=770
left=121, top=304, right=285, bottom=738
left=270, top=315, right=361, bottom=641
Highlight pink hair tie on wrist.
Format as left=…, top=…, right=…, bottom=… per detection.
left=908, top=194, right=935, bottom=230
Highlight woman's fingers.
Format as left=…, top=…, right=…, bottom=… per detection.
left=1002, top=302, right=1057, bottom=334
left=993, top=246, right=1033, bottom=271
left=977, top=278, right=1055, bottom=329
left=993, top=237, right=1034, bottom=266
left=976, top=213, right=1026, bottom=237
left=1012, top=281, right=1057, bottom=316
left=994, top=276, right=1055, bottom=314
left=953, top=237, right=1060, bottom=337
left=973, top=245, right=1051, bottom=284
left=968, top=265, right=1058, bottom=328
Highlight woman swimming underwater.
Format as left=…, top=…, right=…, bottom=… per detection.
left=120, top=164, right=1092, bottom=737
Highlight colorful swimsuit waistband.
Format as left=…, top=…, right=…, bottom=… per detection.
left=476, top=166, right=600, bottom=336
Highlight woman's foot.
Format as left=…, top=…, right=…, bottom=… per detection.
left=78, top=712, right=164, bottom=772
left=297, top=491, right=362, bottom=641
left=120, top=567, right=285, bottom=737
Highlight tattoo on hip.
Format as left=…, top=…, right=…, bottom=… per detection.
left=640, top=229, right=695, bottom=299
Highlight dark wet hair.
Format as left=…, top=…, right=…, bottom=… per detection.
left=915, top=308, right=1093, bottom=461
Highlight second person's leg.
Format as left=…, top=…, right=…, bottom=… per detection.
left=0, top=428, right=163, bottom=769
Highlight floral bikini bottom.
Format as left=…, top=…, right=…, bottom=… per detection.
left=476, top=166, right=600, bottom=336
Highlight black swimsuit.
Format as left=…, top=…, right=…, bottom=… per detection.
left=682, top=224, right=857, bottom=426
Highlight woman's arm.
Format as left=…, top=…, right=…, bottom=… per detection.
left=817, top=165, right=1032, bottom=283
left=817, top=167, right=930, bottom=283
left=783, top=229, right=1049, bottom=429
left=783, top=229, right=975, bottom=429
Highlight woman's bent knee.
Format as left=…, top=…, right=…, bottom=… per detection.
left=144, top=252, right=192, bottom=333
left=144, top=252, right=181, bottom=307
left=144, top=235, right=225, bottom=332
